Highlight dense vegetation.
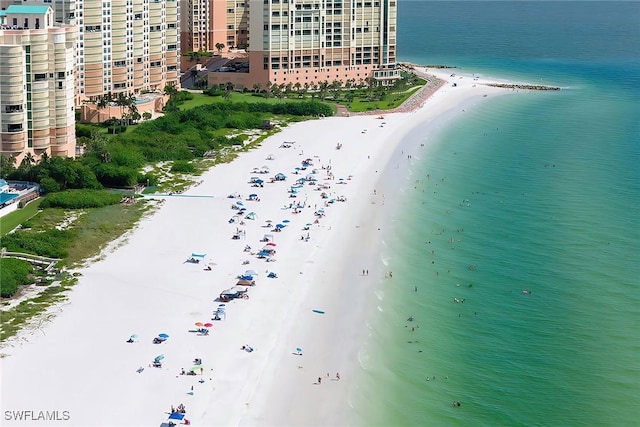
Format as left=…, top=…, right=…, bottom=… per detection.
left=1, top=98, right=332, bottom=191
left=0, top=258, right=34, bottom=298
left=1, top=228, right=73, bottom=259
left=39, top=189, right=123, bottom=209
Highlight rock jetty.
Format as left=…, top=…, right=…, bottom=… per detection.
left=484, top=83, right=560, bottom=91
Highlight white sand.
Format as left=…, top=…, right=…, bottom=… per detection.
left=0, top=69, right=513, bottom=426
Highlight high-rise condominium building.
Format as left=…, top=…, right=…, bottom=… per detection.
left=74, top=0, right=181, bottom=103
left=180, top=0, right=247, bottom=55
left=0, top=5, right=76, bottom=162
left=208, top=0, right=399, bottom=89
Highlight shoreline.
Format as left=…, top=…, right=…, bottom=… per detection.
left=0, top=68, right=516, bottom=426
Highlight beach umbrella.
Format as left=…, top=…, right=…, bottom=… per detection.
left=204, top=323, right=213, bottom=328
left=282, top=219, right=290, bottom=223
left=266, top=243, right=276, bottom=247
left=195, top=322, right=204, bottom=327
left=129, top=334, right=138, bottom=339
left=190, top=365, right=204, bottom=373
left=244, top=269, right=258, bottom=276
left=249, top=193, right=258, bottom=198
left=276, top=224, right=285, bottom=229
left=236, top=201, right=244, bottom=206
left=158, top=333, right=169, bottom=339
left=154, top=354, right=165, bottom=362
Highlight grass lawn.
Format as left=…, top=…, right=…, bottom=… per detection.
left=0, top=198, right=42, bottom=237
left=340, top=85, right=423, bottom=113
left=179, top=92, right=306, bottom=110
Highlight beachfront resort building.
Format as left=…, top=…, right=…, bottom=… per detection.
left=0, top=4, right=76, bottom=163
left=207, top=0, right=400, bottom=89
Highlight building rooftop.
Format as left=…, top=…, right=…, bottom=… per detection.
left=5, top=5, right=51, bottom=15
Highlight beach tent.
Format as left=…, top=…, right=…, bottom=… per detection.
left=274, top=173, right=286, bottom=181
left=245, top=212, right=256, bottom=220
left=168, top=413, right=185, bottom=421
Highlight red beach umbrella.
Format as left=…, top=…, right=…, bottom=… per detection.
left=266, top=243, right=276, bottom=247
left=204, top=323, right=213, bottom=328
left=195, top=322, right=204, bottom=327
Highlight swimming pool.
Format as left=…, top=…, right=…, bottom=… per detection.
left=0, top=193, right=19, bottom=204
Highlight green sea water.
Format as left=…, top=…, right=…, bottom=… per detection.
left=351, top=2, right=640, bottom=425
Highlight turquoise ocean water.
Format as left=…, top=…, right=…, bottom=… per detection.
left=353, top=2, right=640, bottom=426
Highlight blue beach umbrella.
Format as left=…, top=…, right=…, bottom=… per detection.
left=282, top=219, right=290, bottom=223
left=158, top=333, right=169, bottom=339
left=154, top=354, right=165, bottom=362
left=129, top=334, right=138, bottom=339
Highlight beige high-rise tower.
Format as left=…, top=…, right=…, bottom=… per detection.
left=206, top=0, right=399, bottom=89
left=0, top=5, right=76, bottom=163
left=75, top=0, right=180, bottom=103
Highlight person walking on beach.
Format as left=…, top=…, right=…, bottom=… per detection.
left=318, top=377, right=322, bottom=385
left=336, top=372, right=340, bottom=381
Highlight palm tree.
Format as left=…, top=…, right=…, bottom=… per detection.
left=96, top=93, right=111, bottom=124
left=196, top=75, right=208, bottom=89
left=127, top=102, right=139, bottom=125
left=252, top=83, right=262, bottom=93
left=115, top=92, right=129, bottom=126
left=20, top=152, right=36, bottom=182
left=215, top=43, right=225, bottom=55
left=164, top=83, right=178, bottom=96
left=0, top=155, right=16, bottom=179
left=265, top=81, right=272, bottom=98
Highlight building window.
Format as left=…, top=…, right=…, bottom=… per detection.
left=34, top=73, right=47, bottom=81
left=5, top=105, right=23, bottom=113
left=8, top=124, right=23, bottom=133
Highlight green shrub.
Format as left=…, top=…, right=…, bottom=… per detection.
left=40, top=176, right=61, bottom=194
left=0, top=258, right=34, bottom=297
left=0, top=228, right=73, bottom=258
left=40, top=189, right=122, bottom=209
left=170, top=161, right=196, bottom=173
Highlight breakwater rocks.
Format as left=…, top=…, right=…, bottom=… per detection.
left=399, top=62, right=457, bottom=70
left=485, top=83, right=561, bottom=91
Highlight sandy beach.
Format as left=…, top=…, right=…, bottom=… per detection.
left=0, top=69, right=513, bottom=426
